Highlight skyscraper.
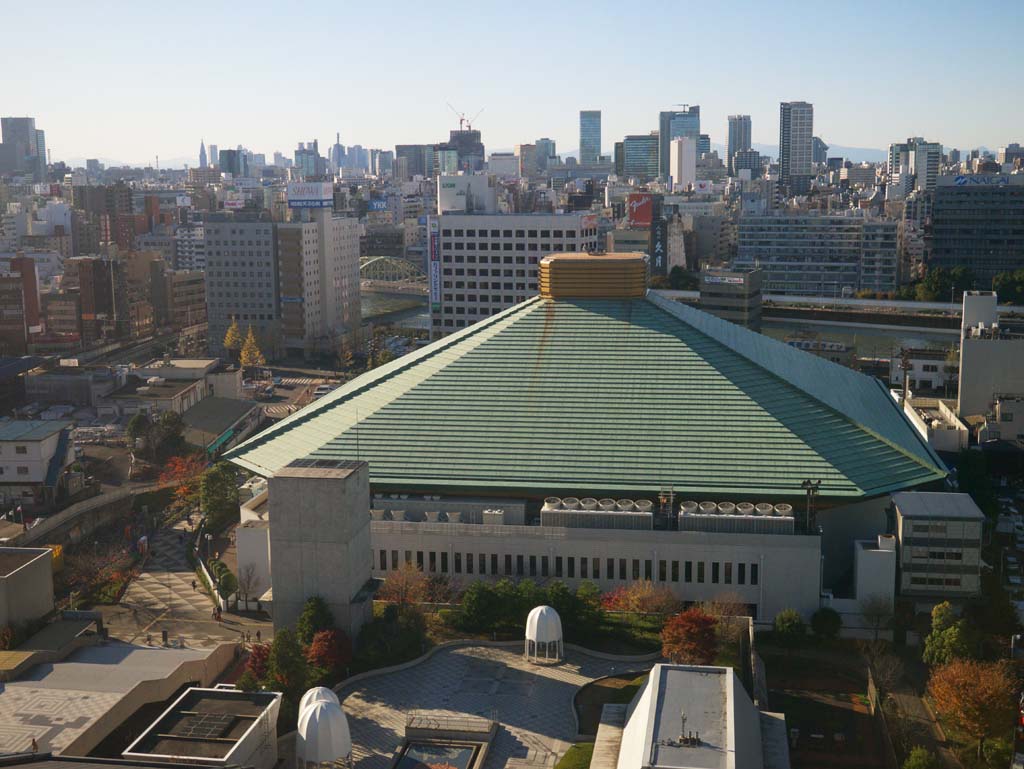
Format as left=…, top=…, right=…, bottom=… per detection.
left=778, top=101, right=814, bottom=195
left=622, top=133, right=660, bottom=180
left=199, top=140, right=207, bottom=169
left=888, top=137, right=942, bottom=193
left=535, top=138, right=556, bottom=170
left=331, top=133, right=345, bottom=169
left=1, top=117, right=42, bottom=180
left=812, top=137, right=829, bottom=165
left=579, top=111, right=601, bottom=165
left=658, top=107, right=700, bottom=180
left=669, top=137, right=696, bottom=191
left=209, top=144, right=219, bottom=168
left=727, top=115, right=752, bottom=176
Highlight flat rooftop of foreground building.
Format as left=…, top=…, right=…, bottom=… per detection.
left=123, top=687, right=280, bottom=761
left=616, top=664, right=778, bottom=769
left=227, top=258, right=945, bottom=500
left=893, top=491, right=985, bottom=520
left=0, top=642, right=213, bottom=755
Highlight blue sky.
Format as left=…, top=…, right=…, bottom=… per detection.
left=2, top=0, right=1022, bottom=165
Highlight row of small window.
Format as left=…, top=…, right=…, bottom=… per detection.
left=447, top=243, right=574, bottom=253
left=0, top=446, right=28, bottom=454
left=0, top=467, right=30, bottom=475
left=443, top=294, right=524, bottom=303
left=442, top=228, right=574, bottom=238
left=376, top=550, right=759, bottom=585
left=445, top=267, right=530, bottom=276
left=911, top=523, right=948, bottom=534
left=909, top=577, right=962, bottom=587
left=442, top=283, right=531, bottom=294
left=909, top=548, right=963, bottom=561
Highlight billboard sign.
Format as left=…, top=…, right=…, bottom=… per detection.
left=367, top=199, right=389, bottom=211
left=223, top=193, right=246, bottom=210
left=625, top=193, right=653, bottom=227
left=953, top=174, right=1009, bottom=186
left=287, top=182, right=334, bottom=208
left=703, top=275, right=746, bottom=285
left=175, top=194, right=192, bottom=208
left=429, top=218, right=441, bottom=312
left=581, top=213, right=598, bottom=231
left=650, top=218, right=667, bottom=275
left=693, top=179, right=713, bottom=194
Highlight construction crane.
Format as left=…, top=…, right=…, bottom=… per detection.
left=447, top=104, right=484, bottom=132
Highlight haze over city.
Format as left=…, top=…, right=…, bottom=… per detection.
left=3, top=0, right=1023, bottom=165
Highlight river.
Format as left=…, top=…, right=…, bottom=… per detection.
left=360, top=291, right=956, bottom=356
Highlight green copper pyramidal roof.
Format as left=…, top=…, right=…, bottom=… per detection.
left=226, top=293, right=946, bottom=498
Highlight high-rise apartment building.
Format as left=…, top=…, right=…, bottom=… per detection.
left=1, top=117, right=45, bottom=180
left=778, top=101, right=814, bottom=194
left=203, top=213, right=279, bottom=357
left=579, top=111, right=602, bottom=165
left=174, top=225, right=207, bottom=271
left=931, top=174, right=1024, bottom=285
left=622, top=134, right=660, bottom=180
left=727, top=115, right=752, bottom=176
left=277, top=191, right=361, bottom=358
left=217, top=149, right=246, bottom=178
left=658, top=107, right=700, bottom=180
left=209, top=144, right=219, bottom=168
left=515, top=144, right=537, bottom=178
left=888, top=138, right=942, bottom=193
left=428, top=212, right=600, bottom=336
left=669, top=138, right=696, bottom=191
left=812, top=137, right=829, bottom=165
left=735, top=213, right=898, bottom=295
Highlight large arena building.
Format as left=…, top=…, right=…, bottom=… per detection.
left=227, top=254, right=946, bottom=633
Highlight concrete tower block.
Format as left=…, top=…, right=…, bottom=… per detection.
left=267, top=461, right=372, bottom=639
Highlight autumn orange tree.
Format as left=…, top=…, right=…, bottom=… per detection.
left=928, top=659, right=1018, bottom=759
left=661, top=608, right=719, bottom=665
left=601, top=581, right=680, bottom=615
left=158, top=454, right=207, bottom=508
left=377, top=563, right=429, bottom=610
left=307, top=629, right=353, bottom=676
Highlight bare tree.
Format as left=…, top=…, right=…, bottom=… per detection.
left=860, top=594, right=894, bottom=641
left=698, top=591, right=749, bottom=643
left=237, top=564, right=259, bottom=605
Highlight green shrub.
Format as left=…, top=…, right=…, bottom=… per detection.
left=902, top=746, right=936, bottom=769
left=811, top=607, right=842, bottom=639
left=296, top=596, right=335, bottom=645
left=773, top=609, right=806, bottom=644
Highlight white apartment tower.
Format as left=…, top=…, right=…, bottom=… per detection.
left=428, top=212, right=600, bottom=336
left=888, top=137, right=942, bottom=193
left=277, top=208, right=361, bottom=358
left=727, top=115, right=752, bottom=176
left=669, top=137, right=697, bottom=192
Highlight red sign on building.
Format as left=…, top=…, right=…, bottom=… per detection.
left=625, top=193, right=653, bottom=227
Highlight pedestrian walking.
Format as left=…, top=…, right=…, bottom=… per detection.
left=255, top=629, right=261, bottom=643
left=30, top=738, right=38, bottom=753
left=191, top=579, right=197, bottom=591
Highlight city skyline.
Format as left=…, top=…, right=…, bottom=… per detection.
left=3, top=0, right=1022, bottom=165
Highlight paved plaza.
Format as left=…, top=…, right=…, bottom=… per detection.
left=339, top=645, right=654, bottom=769
left=107, top=520, right=272, bottom=649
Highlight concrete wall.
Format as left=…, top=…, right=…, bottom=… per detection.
left=958, top=336, right=1024, bottom=416
left=817, top=496, right=891, bottom=590
left=268, top=463, right=372, bottom=639
left=369, top=520, right=822, bottom=620
left=236, top=522, right=271, bottom=602
left=0, top=547, right=53, bottom=628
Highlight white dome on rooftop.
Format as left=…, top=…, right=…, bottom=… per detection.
left=297, top=699, right=351, bottom=764
left=299, top=686, right=339, bottom=713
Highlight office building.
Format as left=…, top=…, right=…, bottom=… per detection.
left=395, top=144, right=432, bottom=178
left=658, top=107, right=700, bottom=179
left=894, top=492, right=983, bottom=600
left=227, top=254, right=946, bottom=626
left=427, top=212, right=599, bottom=335
left=203, top=213, right=279, bottom=357
left=534, top=137, right=556, bottom=170
left=1, top=117, right=44, bottom=180
left=726, top=115, right=751, bottom=176
left=622, top=133, right=660, bottom=180
left=735, top=213, right=898, bottom=295
left=778, top=101, right=814, bottom=194
left=294, top=141, right=325, bottom=179
left=697, top=134, right=711, bottom=157
left=276, top=185, right=361, bottom=358
left=841, top=163, right=877, bottom=187
left=812, top=136, right=829, bottom=165
left=579, top=110, right=601, bottom=165
left=699, top=268, right=763, bottom=331
left=931, top=174, right=1024, bottom=285
left=199, top=140, right=207, bottom=169
left=956, top=291, right=1024, bottom=417
left=998, top=143, right=1024, bottom=166
left=669, top=137, right=696, bottom=191
left=732, top=149, right=762, bottom=178
left=209, top=143, right=219, bottom=167
left=448, top=129, right=485, bottom=172
left=217, top=149, right=247, bottom=178
left=515, top=144, right=537, bottom=178
left=888, top=138, right=942, bottom=193
left=488, top=152, right=518, bottom=177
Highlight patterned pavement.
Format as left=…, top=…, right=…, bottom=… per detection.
left=122, top=521, right=211, bottom=620
left=339, top=645, right=654, bottom=769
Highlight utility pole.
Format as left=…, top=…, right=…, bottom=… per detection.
left=899, top=348, right=911, bottom=408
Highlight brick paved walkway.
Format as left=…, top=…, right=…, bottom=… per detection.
left=338, top=645, right=653, bottom=769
